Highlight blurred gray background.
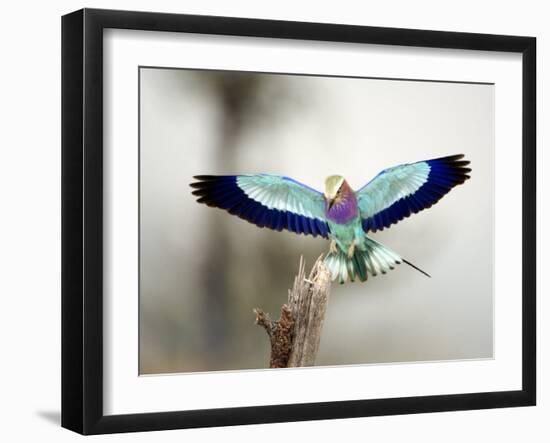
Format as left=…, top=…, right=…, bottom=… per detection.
left=139, top=67, right=494, bottom=375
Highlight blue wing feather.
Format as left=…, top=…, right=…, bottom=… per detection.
left=358, top=155, right=471, bottom=232
left=191, top=174, right=329, bottom=238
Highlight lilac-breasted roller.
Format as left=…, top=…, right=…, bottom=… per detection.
left=190, top=154, right=470, bottom=283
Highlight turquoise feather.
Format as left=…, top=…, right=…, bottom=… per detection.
left=236, top=174, right=326, bottom=223
left=357, top=161, right=430, bottom=220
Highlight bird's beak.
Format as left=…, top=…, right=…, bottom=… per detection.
left=325, top=191, right=337, bottom=210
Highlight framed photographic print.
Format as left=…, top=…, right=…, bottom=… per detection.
left=61, top=8, right=536, bottom=435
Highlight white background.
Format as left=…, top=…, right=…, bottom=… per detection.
left=0, top=0, right=546, bottom=442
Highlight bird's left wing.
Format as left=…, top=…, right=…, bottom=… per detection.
left=191, top=174, right=329, bottom=237
left=357, top=154, right=471, bottom=232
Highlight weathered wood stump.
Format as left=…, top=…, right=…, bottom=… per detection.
left=254, top=256, right=332, bottom=368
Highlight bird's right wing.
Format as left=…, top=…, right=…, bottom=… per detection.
left=191, top=174, right=329, bottom=238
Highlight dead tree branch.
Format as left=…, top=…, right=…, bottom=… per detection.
left=254, top=256, right=331, bottom=368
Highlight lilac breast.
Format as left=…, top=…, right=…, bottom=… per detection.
left=326, top=197, right=359, bottom=224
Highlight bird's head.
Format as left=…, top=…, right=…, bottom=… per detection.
left=324, top=175, right=346, bottom=210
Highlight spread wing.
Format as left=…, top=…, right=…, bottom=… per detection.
left=357, top=154, right=471, bottom=232
left=190, top=174, right=329, bottom=237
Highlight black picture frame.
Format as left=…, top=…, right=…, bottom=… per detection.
left=62, top=8, right=536, bottom=435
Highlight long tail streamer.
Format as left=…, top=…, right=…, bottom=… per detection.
left=324, top=237, right=430, bottom=284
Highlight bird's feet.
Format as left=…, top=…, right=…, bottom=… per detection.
left=329, top=240, right=338, bottom=255
left=347, top=241, right=356, bottom=259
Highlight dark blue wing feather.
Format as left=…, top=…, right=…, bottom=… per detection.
left=190, top=175, right=329, bottom=238
left=359, top=155, right=471, bottom=232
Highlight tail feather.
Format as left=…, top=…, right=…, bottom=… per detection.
left=402, top=259, right=431, bottom=278
left=324, top=237, right=429, bottom=284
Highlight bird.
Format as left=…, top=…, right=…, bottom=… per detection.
left=190, top=154, right=471, bottom=283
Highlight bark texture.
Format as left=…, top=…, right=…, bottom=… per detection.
left=254, top=256, right=331, bottom=368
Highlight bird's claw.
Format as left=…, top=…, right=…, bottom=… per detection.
left=347, top=241, right=356, bottom=259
